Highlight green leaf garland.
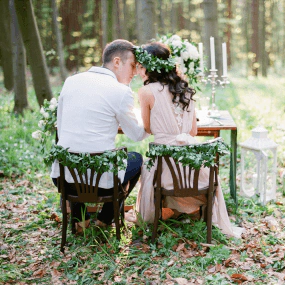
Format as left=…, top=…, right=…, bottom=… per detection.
left=145, top=140, right=230, bottom=171
left=44, top=144, right=128, bottom=175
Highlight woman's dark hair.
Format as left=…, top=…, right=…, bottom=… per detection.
left=143, top=42, right=195, bottom=110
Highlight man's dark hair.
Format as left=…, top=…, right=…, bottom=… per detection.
left=102, top=39, right=134, bottom=65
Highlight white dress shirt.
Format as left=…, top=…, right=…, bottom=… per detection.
left=51, top=67, right=148, bottom=188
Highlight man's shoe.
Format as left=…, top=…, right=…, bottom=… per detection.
left=75, top=219, right=90, bottom=234
left=95, top=219, right=108, bottom=228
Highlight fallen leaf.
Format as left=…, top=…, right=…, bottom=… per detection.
left=173, top=277, right=189, bottom=285
left=32, top=269, right=46, bottom=278
left=231, top=273, right=247, bottom=282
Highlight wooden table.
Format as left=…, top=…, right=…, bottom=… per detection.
left=197, top=110, right=237, bottom=203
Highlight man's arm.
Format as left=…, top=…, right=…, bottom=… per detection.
left=116, top=90, right=149, bottom=142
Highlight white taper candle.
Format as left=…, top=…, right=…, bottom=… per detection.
left=222, top=42, right=227, bottom=76
left=210, top=37, right=215, bottom=70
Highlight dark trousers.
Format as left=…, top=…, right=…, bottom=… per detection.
left=53, top=152, right=143, bottom=224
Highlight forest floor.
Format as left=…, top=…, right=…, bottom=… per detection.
left=1, top=73, right=285, bottom=284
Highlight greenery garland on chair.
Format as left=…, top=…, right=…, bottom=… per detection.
left=44, top=144, right=128, bottom=175
left=145, top=139, right=230, bottom=171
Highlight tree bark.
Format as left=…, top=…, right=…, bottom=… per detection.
left=115, top=0, right=122, bottom=38
left=14, top=0, right=52, bottom=106
left=260, top=0, right=267, bottom=77
left=52, top=0, right=68, bottom=82
left=203, top=0, right=221, bottom=76
left=226, top=0, right=232, bottom=67
left=0, top=0, right=14, bottom=91
left=9, top=0, right=28, bottom=114
left=251, top=0, right=259, bottom=76
left=137, top=0, right=155, bottom=44
left=107, top=0, right=114, bottom=42
left=101, top=0, right=108, bottom=48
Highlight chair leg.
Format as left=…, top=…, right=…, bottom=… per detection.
left=70, top=201, right=76, bottom=234
left=151, top=190, right=161, bottom=243
left=120, top=200, right=125, bottom=228
left=113, top=201, right=121, bottom=240
left=61, top=203, right=68, bottom=252
left=206, top=193, right=213, bottom=244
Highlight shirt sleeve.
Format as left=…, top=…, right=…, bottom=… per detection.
left=116, top=89, right=149, bottom=142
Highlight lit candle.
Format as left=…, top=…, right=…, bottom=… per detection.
left=222, top=42, right=227, bottom=76
left=210, top=37, right=215, bottom=70
left=198, top=43, right=204, bottom=74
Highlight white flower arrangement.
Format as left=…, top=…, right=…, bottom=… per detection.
left=160, top=34, right=201, bottom=89
left=32, top=97, right=58, bottom=149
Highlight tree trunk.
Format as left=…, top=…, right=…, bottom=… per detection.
left=251, top=0, right=259, bottom=76
left=115, top=0, right=122, bottom=38
left=203, top=0, right=221, bottom=76
left=157, top=0, right=165, bottom=35
left=14, top=0, right=52, bottom=106
left=0, top=0, right=14, bottom=91
left=9, top=0, right=28, bottom=114
left=52, top=0, right=68, bottom=82
left=107, top=0, right=114, bottom=42
left=101, top=0, right=108, bottom=48
left=122, top=0, right=128, bottom=39
left=226, top=0, right=232, bottom=67
left=260, top=0, right=267, bottom=77
left=137, top=0, right=155, bottom=44
left=170, top=1, right=178, bottom=34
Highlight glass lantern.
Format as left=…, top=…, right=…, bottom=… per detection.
left=240, top=126, right=278, bottom=205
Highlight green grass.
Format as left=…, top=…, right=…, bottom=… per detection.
left=1, top=72, right=285, bottom=284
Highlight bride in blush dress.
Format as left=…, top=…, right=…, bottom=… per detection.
left=134, top=42, right=243, bottom=238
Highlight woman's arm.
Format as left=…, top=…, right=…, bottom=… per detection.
left=138, top=86, right=154, bottom=134
left=190, top=109, right=198, bottom=136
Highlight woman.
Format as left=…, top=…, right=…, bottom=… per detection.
left=134, top=42, right=242, bottom=238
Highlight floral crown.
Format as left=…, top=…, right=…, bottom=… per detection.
left=134, top=46, right=176, bottom=73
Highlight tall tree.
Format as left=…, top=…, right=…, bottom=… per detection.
left=60, top=0, right=83, bottom=70
left=14, top=0, right=52, bottom=106
left=0, top=0, right=14, bottom=91
left=107, top=0, right=114, bottom=42
left=260, top=0, right=267, bottom=77
left=251, top=0, right=259, bottom=76
left=101, top=0, right=108, bottom=48
left=226, top=0, right=232, bottom=67
left=137, top=0, right=155, bottom=44
left=52, top=0, right=68, bottom=82
left=9, top=0, right=28, bottom=114
left=203, top=0, right=222, bottom=76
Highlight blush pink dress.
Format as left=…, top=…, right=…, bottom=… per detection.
left=136, top=82, right=243, bottom=238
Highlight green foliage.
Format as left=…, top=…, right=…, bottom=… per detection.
left=134, top=46, right=176, bottom=73
left=44, top=144, right=128, bottom=175
left=145, top=139, right=230, bottom=170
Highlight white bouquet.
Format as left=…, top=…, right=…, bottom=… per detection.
left=32, top=98, right=58, bottom=149
left=160, top=34, right=201, bottom=90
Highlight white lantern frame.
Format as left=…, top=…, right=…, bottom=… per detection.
left=240, top=126, right=278, bottom=205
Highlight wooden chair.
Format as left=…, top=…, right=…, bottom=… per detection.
left=58, top=147, right=127, bottom=252
left=150, top=140, right=220, bottom=244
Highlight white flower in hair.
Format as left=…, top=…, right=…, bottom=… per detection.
left=181, top=51, right=190, bottom=61
left=170, top=35, right=182, bottom=41
left=160, top=33, right=201, bottom=90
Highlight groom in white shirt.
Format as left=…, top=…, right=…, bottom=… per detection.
left=51, top=39, right=148, bottom=228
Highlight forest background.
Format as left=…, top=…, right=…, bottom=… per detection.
left=1, top=0, right=285, bottom=284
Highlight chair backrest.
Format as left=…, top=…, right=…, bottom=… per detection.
left=59, top=147, right=127, bottom=203
left=150, top=138, right=222, bottom=196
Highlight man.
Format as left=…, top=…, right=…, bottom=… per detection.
left=51, top=39, right=148, bottom=230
